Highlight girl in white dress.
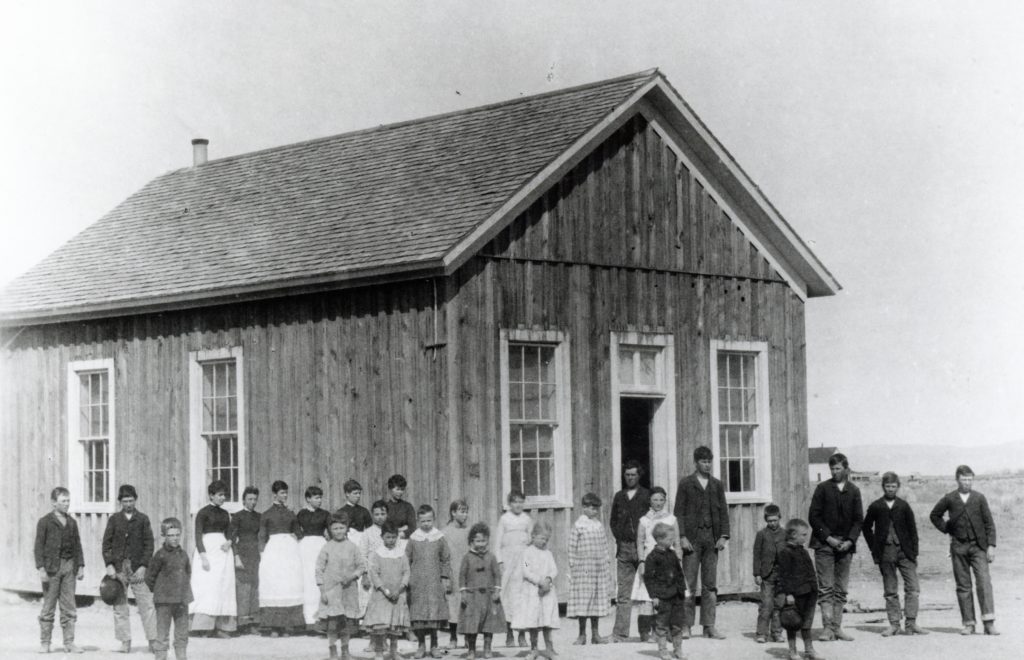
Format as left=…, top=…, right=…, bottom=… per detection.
left=631, top=486, right=679, bottom=638
left=493, top=490, right=532, bottom=647
left=511, top=521, right=559, bottom=660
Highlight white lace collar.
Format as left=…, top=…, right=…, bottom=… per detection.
left=409, top=527, right=444, bottom=542
left=574, top=515, right=602, bottom=530
left=644, top=509, right=671, bottom=521
left=375, top=544, right=406, bottom=559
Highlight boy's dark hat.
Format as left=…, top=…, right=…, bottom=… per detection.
left=99, top=575, right=124, bottom=606
left=779, top=603, right=803, bottom=631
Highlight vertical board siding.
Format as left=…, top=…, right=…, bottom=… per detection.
left=0, top=280, right=447, bottom=594
left=451, top=112, right=808, bottom=594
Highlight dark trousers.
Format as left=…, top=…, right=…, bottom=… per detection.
left=950, top=539, right=995, bottom=625
left=756, top=575, right=782, bottom=637
left=613, top=543, right=652, bottom=638
left=653, top=595, right=686, bottom=640
left=879, top=551, right=920, bottom=624
left=154, top=603, right=189, bottom=660
left=39, top=558, right=77, bottom=645
left=681, top=529, right=717, bottom=627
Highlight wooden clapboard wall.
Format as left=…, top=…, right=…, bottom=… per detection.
left=446, top=113, right=810, bottom=594
left=0, top=281, right=451, bottom=594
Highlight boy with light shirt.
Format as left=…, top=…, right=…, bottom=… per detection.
left=929, top=464, right=998, bottom=635
left=862, top=472, right=926, bottom=636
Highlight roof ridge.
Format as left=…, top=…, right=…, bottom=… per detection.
left=174, top=68, right=660, bottom=172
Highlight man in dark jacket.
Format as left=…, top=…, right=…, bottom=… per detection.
left=102, top=484, right=157, bottom=652
left=609, top=460, right=651, bottom=642
left=34, top=486, right=85, bottom=654
left=929, top=464, right=998, bottom=636
left=862, top=472, right=926, bottom=636
left=807, top=452, right=863, bottom=642
left=673, top=446, right=729, bottom=639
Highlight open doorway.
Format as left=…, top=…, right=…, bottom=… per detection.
left=619, top=397, right=659, bottom=490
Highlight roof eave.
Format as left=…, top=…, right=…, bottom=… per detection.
left=0, top=259, right=446, bottom=328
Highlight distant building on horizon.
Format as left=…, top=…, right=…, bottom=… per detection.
left=809, top=445, right=838, bottom=483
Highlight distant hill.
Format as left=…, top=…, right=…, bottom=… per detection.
left=841, top=441, right=1024, bottom=477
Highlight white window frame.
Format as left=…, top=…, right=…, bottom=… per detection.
left=709, top=340, right=772, bottom=503
left=189, top=347, right=246, bottom=513
left=499, top=329, right=573, bottom=509
left=609, top=332, right=678, bottom=495
left=67, top=358, right=117, bottom=513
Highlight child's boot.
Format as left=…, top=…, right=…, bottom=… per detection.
left=656, top=635, right=673, bottom=660
left=672, top=633, right=684, bottom=659
left=481, top=635, right=493, bottom=659
left=389, top=636, right=401, bottom=660
left=326, top=642, right=338, bottom=659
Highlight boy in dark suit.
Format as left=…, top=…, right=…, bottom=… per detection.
left=673, top=445, right=729, bottom=639
left=929, top=464, right=998, bottom=635
left=146, top=517, right=193, bottom=660
left=752, top=503, right=786, bottom=643
left=862, top=472, right=926, bottom=636
left=807, top=451, right=863, bottom=641
left=610, top=460, right=651, bottom=642
left=643, top=522, right=687, bottom=660
left=102, top=483, right=157, bottom=652
left=34, top=486, right=85, bottom=654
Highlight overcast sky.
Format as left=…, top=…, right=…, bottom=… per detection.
left=2, top=1, right=1021, bottom=451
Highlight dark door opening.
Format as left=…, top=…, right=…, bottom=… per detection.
left=620, top=397, right=658, bottom=490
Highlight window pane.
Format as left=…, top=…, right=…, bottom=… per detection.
left=203, top=399, right=215, bottom=433
left=523, top=383, right=540, bottom=420
left=520, top=426, right=538, bottom=458
left=540, top=384, right=556, bottom=419
left=100, top=372, right=109, bottom=404
left=79, top=375, right=90, bottom=408
left=742, top=459, right=754, bottom=492
left=539, top=346, right=555, bottom=384
left=727, top=460, right=741, bottom=492
left=618, top=350, right=634, bottom=386
left=509, top=346, right=523, bottom=385
left=217, top=364, right=228, bottom=397
left=523, top=346, right=539, bottom=384
left=228, top=397, right=238, bottom=431
left=727, top=428, right=740, bottom=457
left=728, top=354, right=741, bottom=387
left=717, top=354, right=727, bottom=388
left=638, top=351, right=657, bottom=388
left=522, top=458, right=538, bottom=496
left=509, top=382, right=523, bottom=420
left=80, top=406, right=91, bottom=438
left=90, top=404, right=102, bottom=437
left=539, top=457, right=554, bottom=496
left=744, top=388, right=757, bottom=422
left=537, top=425, right=553, bottom=459
left=742, top=355, right=756, bottom=389
left=203, top=364, right=215, bottom=398
left=226, top=362, right=236, bottom=395
left=215, top=399, right=227, bottom=432
left=511, top=460, right=523, bottom=495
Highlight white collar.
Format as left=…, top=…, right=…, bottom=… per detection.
left=645, top=509, right=670, bottom=521
left=885, top=499, right=896, bottom=509
left=574, top=515, right=602, bottom=529
left=409, top=527, right=444, bottom=542
left=959, top=491, right=970, bottom=502
left=375, top=544, right=405, bottom=559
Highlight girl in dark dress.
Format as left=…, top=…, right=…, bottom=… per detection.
left=259, top=480, right=305, bottom=636
left=297, top=485, right=332, bottom=626
left=231, top=486, right=262, bottom=632
left=190, top=480, right=237, bottom=635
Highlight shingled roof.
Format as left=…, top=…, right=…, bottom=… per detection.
left=0, top=69, right=838, bottom=325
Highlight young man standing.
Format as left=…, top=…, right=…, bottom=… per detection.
left=673, top=446, right=729, bottom=640
left=102, top=484, right=158, bottom=653
left=34, top=486, right=85, bottom=654
left=862, top=472, right=926, bottom=636
left=807, top=452, right=863, bottom=642
left=929, top=465, right=998, bottom=636
left=609, top=460, right=651, bottom=642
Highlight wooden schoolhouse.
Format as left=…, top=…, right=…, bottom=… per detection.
left=0, top=69, right=839, bottom=597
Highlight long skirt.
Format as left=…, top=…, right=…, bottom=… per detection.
left=631, top=569, right=654, bottom=615
left=299, top=535, right=327, bottom=625
left=499, top=545, right=527, bottom=623
left=259, top=534, right=305, bottom=629
left=189, top=533, right=238, bottom=631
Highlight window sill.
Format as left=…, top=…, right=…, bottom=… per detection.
left=73, top=503, right=116, bottom=515
left=724, top=494, right=773, bottom=505
left=521, top=498, right=573, bottom=511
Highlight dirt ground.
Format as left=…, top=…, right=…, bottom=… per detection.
left=1, top=568, right=1021, bottom=660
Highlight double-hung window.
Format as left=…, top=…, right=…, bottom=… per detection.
left=67, top=359, right=116, bottom=511
left=499, top=329, right=572, bottom=508
left=709, top=340, right=772, bottom=502
left=190, top=348, right=245, bottom=511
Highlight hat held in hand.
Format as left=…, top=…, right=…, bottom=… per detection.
left=99, top=574, right=124, bottom=606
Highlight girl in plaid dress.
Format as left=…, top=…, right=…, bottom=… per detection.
left=567, top=492, right=610, bottom=645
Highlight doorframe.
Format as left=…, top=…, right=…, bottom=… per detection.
left=609, top=332, right=678, bottom=493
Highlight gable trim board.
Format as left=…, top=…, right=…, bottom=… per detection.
left=0, top=70, right=837, bottom=328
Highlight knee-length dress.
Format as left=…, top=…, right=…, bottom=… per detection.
left=457, top=549, right=506, bottom=634
left=346, top=527, right=372, bottom=616
left=230, top=507, right=261, bottom=626
left=363, top=544, right=411, bottom=634
left=190, top=503, right=238, bottom=631
left=631, top=509, right=678, bottom=615
left=315, top=537, right=366, bottom=629
left=566, top=515, right=611, bottom=618
left=406, top=528, right=452, bottom=630
left=511, top=544, right=560, bottom=629
left=297, top=507, right=331, bottom=625
left=493, top=511, right=532, bottom=623
left=258, top=502, right=305, bottom=629
left=443, top=522, right=470, bottom=625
